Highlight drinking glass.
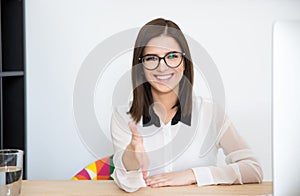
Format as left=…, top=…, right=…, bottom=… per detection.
left=0, top=149, right=23, bottom=196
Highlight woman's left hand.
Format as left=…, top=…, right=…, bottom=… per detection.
left=145, top=169, right=196, bottom=188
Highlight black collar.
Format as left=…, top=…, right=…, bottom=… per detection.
left=142, top=106, right=191, bottom=127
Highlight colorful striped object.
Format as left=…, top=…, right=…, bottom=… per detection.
left=72, top=155, right=114, bottom=180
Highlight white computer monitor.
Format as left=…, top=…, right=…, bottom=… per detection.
left=273, top=20, right=300, bottom=196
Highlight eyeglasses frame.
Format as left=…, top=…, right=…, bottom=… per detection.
left=139, top=51, right=186, bottom=70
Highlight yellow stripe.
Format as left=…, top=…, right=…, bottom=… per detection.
left=86, top=162, right=97, bottom=174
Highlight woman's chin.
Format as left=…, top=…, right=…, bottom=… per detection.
left=151, top=84, right=178, bottom=94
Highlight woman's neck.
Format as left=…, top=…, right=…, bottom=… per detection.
left=151, top=88, right=178, bottom=111
left=151, top=87, right=179, bottom=124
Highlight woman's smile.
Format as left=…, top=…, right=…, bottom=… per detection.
left=153, top=73, right=175, bottom=82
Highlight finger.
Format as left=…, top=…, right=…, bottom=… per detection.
left=146, top=175, right=166, bottom=185
left=134, top=142, right=145, bottom=153
left=140, top=163, right=148, bottom=180
left=151, top=182, right=168, bottom=188
left=135, top=150, right=147, bottom=167
left=147, top=175, right=168, bottom=187
left=141, top=159, right=149, bottom=180
left=135, top=152, right=148, bottom=179
left=135, top=149, right=144, bottom=165
left=147, top=174, right=162, bottom=181
left=150, top=180, right=169, bottom=188
left=128, top=121, right=138, bottom=135
left=142, top=170, right=148, bottom=180
left=128, top=122, right=143, bottom=143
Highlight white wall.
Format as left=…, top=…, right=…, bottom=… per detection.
left=25, top=0, right=300, bottom=180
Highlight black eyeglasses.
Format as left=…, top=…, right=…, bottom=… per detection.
left=139, top=51, right=185, bottom=70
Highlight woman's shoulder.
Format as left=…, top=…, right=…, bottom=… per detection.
left=194, top=96, right=225, bottom=110
left=193, top=96, right=228, bottom=124
left=194, top=96, right=214, bottom=104
left=193, top=96, right=214, bottom=110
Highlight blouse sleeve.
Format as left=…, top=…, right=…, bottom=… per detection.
left=192, top=120, right=263, bottom=186
left=110, top=109, right=146, bottom=192
left=209, top=122, right=264, bottom=184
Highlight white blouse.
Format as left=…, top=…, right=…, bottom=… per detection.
left=110, top=97, right=263, bottom=192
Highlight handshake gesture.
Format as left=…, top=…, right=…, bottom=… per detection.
left=122, top=122, right=149, bottom=179
left=122, top=122, right=196, bottom=187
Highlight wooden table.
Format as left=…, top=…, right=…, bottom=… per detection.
left=20, top=180, right=272, bottom=195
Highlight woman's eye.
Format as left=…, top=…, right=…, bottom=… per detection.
left=145, top=56, right=158, bottom=61
left=167, top=53, right=178, bottom=59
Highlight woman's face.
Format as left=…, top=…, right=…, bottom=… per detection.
left=143, top=35, right=185, bottom=94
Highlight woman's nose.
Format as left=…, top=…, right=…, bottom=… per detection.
left=157, top=59, right=169, bottom=72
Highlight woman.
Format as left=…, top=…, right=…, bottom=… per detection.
left=111, top=18, right=263, bottom=192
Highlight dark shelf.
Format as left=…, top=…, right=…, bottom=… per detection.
left=0, top=71, right=24, bottom=77
left=0, top=0, right=26, bottom=178
left=1, top=0, right=24, bottom=71
left=2, top=77, right=24, bottom=149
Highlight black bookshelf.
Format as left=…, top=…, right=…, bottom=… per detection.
left=0, top=0, right=26, bottom=177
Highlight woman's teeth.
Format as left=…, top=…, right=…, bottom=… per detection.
left=155, top=74, right=173, bottom=80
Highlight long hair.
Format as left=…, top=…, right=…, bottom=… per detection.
left=129, top=18, right=194, bottom=123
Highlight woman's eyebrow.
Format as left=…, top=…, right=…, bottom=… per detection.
left=143, top=51, right=181, bottom=57
left=143, top=53, right=158, bottom=56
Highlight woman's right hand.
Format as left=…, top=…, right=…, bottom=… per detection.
left=122, top=121, right=149, bottom=180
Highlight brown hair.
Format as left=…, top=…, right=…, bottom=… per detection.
left=129, top=18, right=194, bottom=123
